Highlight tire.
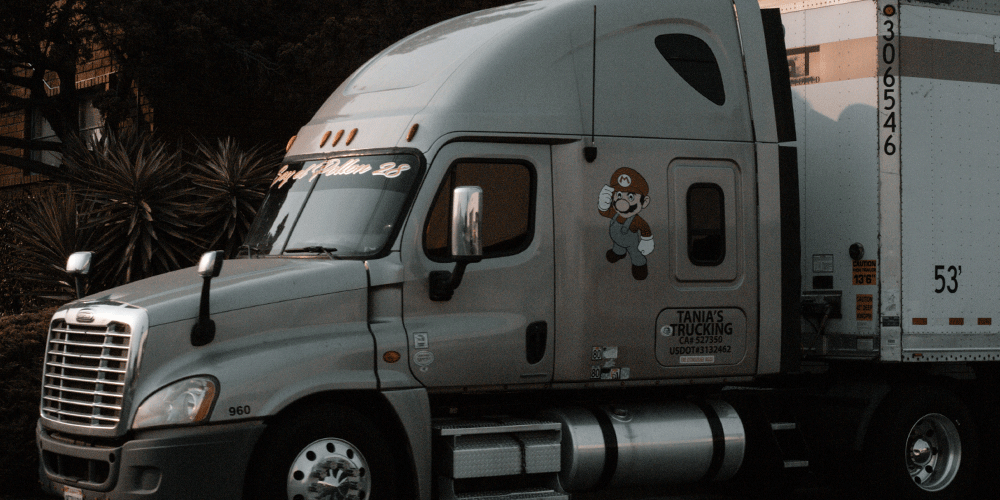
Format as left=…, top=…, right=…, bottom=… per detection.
left=860, top=386, right=978, bottom=500
left=244, top=404, right=401, bottom=500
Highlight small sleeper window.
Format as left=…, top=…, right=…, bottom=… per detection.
left=655, top=34, right=726, bottom=106
left=687, top=183, right=725, bottom=266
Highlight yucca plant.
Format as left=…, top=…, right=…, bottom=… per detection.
left=4, top=187, right=96, bottom=305
left=63, top=127, right=203, bottom=285
left=188, top=137, right=282, bottom=258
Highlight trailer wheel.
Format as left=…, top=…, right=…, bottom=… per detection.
left=244, top=404, right=400, bottom=500
left=863, top=387, right=978, bottom=499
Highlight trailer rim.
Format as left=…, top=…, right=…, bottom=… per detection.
left=905, top=412, right=961, bottom=492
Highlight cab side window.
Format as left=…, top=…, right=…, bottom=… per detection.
left=425, top=161, right=535, bottom=261
left=687, top=183, right=725, bottom=266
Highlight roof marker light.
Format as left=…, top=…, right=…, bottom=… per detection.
left=331, top=130, right=344, bottom=147
left=346, top=128, right=358, bottom=146
left=407, top=124, right=419, bottom=142
left=320, top=131, right=331, bottom=147
left=285, top=135, right=296, bottom=152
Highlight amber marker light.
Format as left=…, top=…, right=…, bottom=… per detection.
left=346, top=128, right=358, bottom=146
left=883, top=5, right=895, bottom=16
left=407, top=124, right=419, bottom=142
left=331, top=130, right=344, bottom=147
left=320, top=130, right=332, bottom=147
left=383, top=351, right=401, bottom=363
left=285, top=135, right=297, bottom=152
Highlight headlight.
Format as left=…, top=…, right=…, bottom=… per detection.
left=132, top=376, right=218, bottom=429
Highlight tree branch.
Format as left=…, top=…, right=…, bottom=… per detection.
left=0, top=136, right=63, bottom=152
left=0, top=70, right=36, bottom=88
left=0, top=152, right=68, bottom=181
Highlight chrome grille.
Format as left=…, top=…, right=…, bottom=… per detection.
left=41, top=320, right=132, bottom=428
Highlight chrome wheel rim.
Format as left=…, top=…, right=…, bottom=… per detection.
left=906, top=413, right=961, bottom=492
left=287, top=438, right=371, bottom=500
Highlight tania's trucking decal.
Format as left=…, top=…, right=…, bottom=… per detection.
left=655, top=308, right=747, bottom=366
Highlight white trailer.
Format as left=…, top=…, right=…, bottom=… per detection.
left=762, top=0, right=1000, bottom=360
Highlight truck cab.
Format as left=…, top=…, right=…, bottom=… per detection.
left=37, top=1, right=798, bottom=499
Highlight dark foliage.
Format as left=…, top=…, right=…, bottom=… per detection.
left=0, top=0, right=117, bottom=178
left=92, top=0, right=520, bottom=145
left=3, top=0, right=520, bottom=175
left=189, top=137, right=282, bottom=258
left=2, top=128, right=282, bottom=313
left=5, top=187, right=96, bottom=303
left=63, top=128, right=199, bottom=285
left=0, top=195, right=43, bottom=316
left=0, top=306, right=57, bottom=497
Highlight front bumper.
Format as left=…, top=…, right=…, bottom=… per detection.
left=38, top=420, right=266, bottom=500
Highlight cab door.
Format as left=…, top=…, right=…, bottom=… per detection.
left=401, top=142, right=554, bottom=388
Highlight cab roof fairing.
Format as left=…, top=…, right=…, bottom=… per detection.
left=286, top=0, right=753, bottom=158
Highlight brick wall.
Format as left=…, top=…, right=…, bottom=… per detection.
left=0, top=48, right=120, bottom=194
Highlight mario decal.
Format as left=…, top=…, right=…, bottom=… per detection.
left=598, top=167, right=654, bottom=280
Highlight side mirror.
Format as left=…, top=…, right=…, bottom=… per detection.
left=197, top=250, right=224, bottom=278
left=450, top=186, right=483, bottom=259
left=192, top=251, right=224, bottom=346
left=430, top=187, right=484, bottom=301
left=67, top=252, right=92, bottom=275
left=66, top=252, right=93, bottom=299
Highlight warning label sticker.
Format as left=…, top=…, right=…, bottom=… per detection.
left=857, top=294, right=874, bottom=321
left=853, top=260, right=877, bottom=285
left=655, top=308, right=746, bottom=367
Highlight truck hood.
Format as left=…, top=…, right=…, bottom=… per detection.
left=73, top=258, right=368, bottom=327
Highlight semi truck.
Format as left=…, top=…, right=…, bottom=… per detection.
left=35, top=0, right=1000, bottom=499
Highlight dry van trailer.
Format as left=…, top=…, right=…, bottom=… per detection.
left=761, top=0, right=1000, bottom=361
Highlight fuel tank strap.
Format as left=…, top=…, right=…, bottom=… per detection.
left=695, top=401, right=727, bottom=482
left=590, top=406, right=618, bottom=491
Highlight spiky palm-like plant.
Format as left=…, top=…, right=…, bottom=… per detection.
left=63, top=128, right=202, bottom=285
left=5, top=187, right=98, bottom=303
left=188, top=137, right=281, bottom=258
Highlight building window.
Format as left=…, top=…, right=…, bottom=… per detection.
left=29, top=108, right=60, bottom=167
left=79, top=95, right=103, bottom=144
left=29, top=92, right=104, bottom=167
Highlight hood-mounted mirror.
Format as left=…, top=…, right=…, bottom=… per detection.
left=191, top=251, right=224, bottom=347
left=66, top=252, right=93, bottom=299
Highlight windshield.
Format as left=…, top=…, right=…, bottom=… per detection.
left=244, top=152, right=422, bottom=258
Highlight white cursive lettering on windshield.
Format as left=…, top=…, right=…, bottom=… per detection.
left=319, top=158, right=372, bottom=179
left=272, top=165, right=294, bottom=188
left=271, top=159, right=409, bottom=187
left=372, top=162, right=411, bottom=178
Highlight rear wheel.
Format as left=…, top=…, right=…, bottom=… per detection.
left=861, top=386, right=977, bottom=499
left=245, top=404, right=400, bottom=500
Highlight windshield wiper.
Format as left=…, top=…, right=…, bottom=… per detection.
left=284, top=246, right=339, bottom=260
left=241, top=243, right=262, bottom=258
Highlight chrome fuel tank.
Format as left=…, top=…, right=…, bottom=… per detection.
left=544, top=401, right=745, bottom=491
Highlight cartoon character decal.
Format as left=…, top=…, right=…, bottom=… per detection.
left=598, top=167, right=654, bottom=280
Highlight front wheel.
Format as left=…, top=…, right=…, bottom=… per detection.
left=244, top=404, right=400, bottom=500
left=861, top=386, right=978, bottom=499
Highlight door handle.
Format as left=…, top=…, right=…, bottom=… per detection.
left=526, top=321, right=547, bottom=365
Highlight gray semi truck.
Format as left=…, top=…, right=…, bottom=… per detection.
left=37, top=0, right=1000, bottom=499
